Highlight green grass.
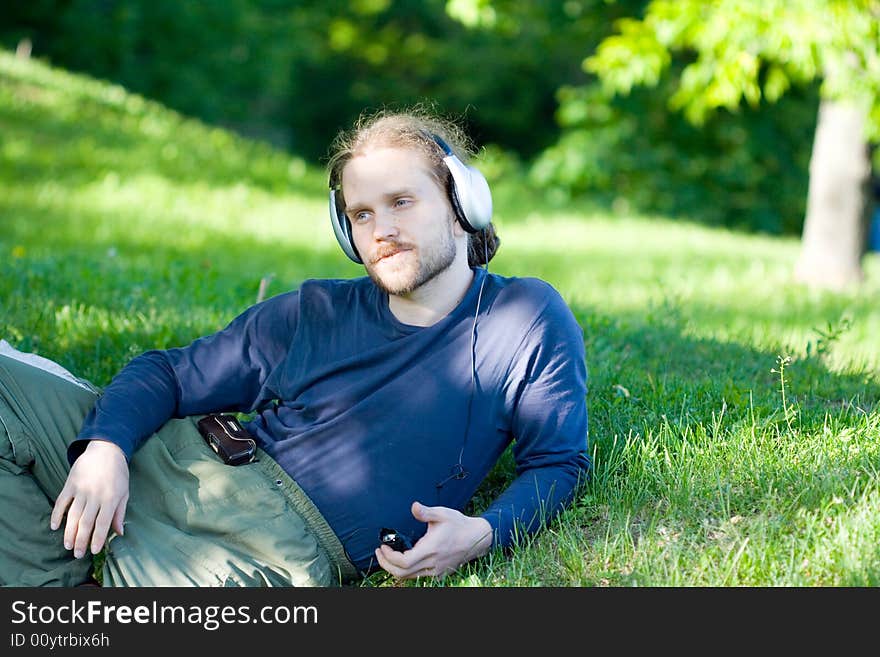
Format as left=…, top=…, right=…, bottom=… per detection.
left=2, top=50, right=879, bottom=587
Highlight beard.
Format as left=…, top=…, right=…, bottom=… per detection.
left=364, top=222, right=457, bottom=296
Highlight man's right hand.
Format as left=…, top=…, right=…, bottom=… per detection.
left=50, top=439, right=130, bottom=559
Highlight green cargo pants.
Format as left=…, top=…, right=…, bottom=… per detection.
left=0, top=351, right=358, bottom=587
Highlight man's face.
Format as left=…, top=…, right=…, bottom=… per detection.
left=342, top=146, right=464, bottom=296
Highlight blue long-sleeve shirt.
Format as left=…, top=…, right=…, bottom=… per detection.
left=72, top=267, right=590, bottom=572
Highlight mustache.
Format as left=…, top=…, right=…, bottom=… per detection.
left=369, top=242, right=414, bottom=264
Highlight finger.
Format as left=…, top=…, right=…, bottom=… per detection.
left=62, top=496, right=86, bottom=551
left=377, top=543, right=411, bottom=568
left=410, top=501, right=448, bottom=523
left=90, top=503, right=116, bottom=555
left=376, top=545, right=436, bottom=578
left=73, top=502, right=100, bottom=559
left=50, top=486, right=74, bottom=531
left=111, top=494, right=128, bottom=536
left=385, top=545, right=434, bottom=573
left=374, top=547, right=399, bottom=576
left=375, top=546, right=417, bottom=577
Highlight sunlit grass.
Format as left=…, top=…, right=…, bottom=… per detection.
left=2, top=50, right=879, bottom=587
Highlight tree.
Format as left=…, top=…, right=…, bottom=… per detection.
left=582, top=0, right=880, bottom=290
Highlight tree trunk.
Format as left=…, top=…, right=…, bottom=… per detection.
left=794, top=98, right=871, bottom=290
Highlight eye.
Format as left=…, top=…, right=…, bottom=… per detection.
left=394, top=197, right=413, bottom=209
left=351, top=210, right=371, bottom=224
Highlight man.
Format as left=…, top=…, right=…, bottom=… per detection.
left=0, top=109, right=589, bottom=586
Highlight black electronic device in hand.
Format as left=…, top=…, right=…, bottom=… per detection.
left=379, top=528, right=413, bottom=552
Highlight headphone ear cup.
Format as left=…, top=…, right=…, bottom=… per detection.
left=443, top=155, right=493, bottom=233
left=328, top=189, right=362, bottom=263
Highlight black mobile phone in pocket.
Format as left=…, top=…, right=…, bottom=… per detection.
left=196, top=414, right=257, bottom=466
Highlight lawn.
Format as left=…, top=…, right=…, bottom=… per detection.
left=2, top=50, right=879, bottom=586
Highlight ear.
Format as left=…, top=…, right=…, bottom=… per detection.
left=452, top=217, right=468, bottom=238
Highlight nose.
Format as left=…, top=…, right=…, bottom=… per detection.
left=372, top=209, right=399, bottom=241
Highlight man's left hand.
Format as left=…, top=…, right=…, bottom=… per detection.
left=374, top=501, right=493, bottom=580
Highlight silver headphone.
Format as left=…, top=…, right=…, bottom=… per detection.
left=328, top=133, right=493, bottom=264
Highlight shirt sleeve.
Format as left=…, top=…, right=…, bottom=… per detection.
left=69, top=291, right=299, bottom=464
left=480, top=286, right=590, bottom=548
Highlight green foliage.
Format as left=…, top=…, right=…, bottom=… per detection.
left=0, top=0, right=608, bottom=161
left=530, top=77, right=819, bottom=234
left=283, top=1, right=611, bottom=160
left=447, top=0, right=832, bottom=234
left=3, top=0, right=288, bottom=128
left=524, top=0, right=880, bottom=234
left=585, top=0, right=880, bottom=140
